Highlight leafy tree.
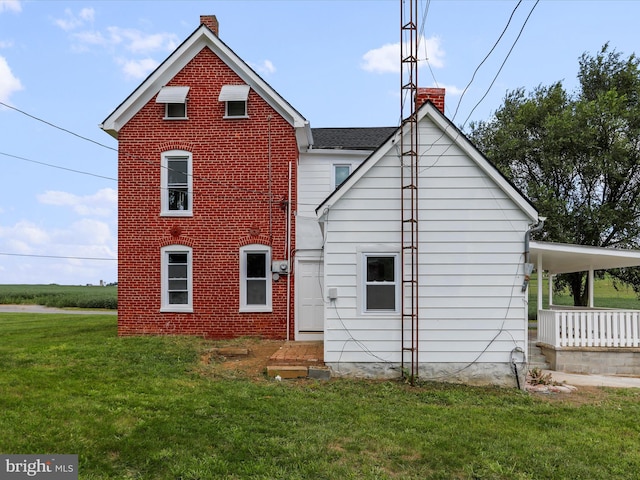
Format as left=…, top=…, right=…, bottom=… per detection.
left=468, top=44, right=640, bottom=305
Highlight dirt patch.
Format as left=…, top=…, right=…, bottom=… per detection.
left=199, top=338, right=284, bottom=379
left=528, top=385, right=614, bottom=405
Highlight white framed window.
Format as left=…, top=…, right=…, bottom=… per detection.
left=161, top=245, right=193, bottom=312
left=161, top=150, right=193, bottom=216
left=219, top=85, right=250, bottom=119
left=156, top=86, right=189, bottom=120
left=359, top=251, right=400, bottom=314
left=239, top=244, right=272, bottom=312
left=334, top=164, right=351, bottom=189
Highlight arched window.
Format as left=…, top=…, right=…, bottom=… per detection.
left=161, top=150, right=193, bottom=216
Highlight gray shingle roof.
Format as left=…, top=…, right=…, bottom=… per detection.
left=310, top=127, right=397, bottom=150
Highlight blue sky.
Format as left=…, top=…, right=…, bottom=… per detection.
left=1, top=0, right=639, bottom=285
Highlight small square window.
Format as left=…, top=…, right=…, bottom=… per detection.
left=226, top=101, right=247, bottom=117
left=157, top=86, right=189, bottom=120
left=166, top=102, right=187, bottom=119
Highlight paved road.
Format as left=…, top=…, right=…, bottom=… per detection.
left=0, top=304, right=117, bottom=315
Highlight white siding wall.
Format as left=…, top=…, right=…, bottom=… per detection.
left=296, top=150, right=368, bottom=251
left=323, top=120, right=532, bottom=383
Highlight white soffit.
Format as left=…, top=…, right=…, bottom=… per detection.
left=218, top=84, right=250, bottom=102
left=156, top=86, right=190, bottom=103
left=530, top=241, right=640, bottom=274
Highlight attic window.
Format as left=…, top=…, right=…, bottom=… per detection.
left=156, top=86, right=189, bottom=119
left=219, top=85, right=250, bottom=118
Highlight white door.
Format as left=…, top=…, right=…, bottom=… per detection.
left=296, top=259, right=324, bottom=339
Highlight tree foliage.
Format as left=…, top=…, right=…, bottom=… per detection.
left=468, top=44, right=640, bottom=305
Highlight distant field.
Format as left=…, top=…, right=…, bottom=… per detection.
left=528, top=273, right=640, bottom=319
left=0, top=284, right=117, bottom=310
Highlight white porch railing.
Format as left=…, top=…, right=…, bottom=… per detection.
left=538, top=309, right=640, bottom=348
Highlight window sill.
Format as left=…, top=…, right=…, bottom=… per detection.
left=163, top=117, right=189, bottom=120
left=239, top=306, right=272, bottom=313
left=160, top=211, right=193, bottom=217
left=161, top=306, right=193, bottom=313
left=223, top=115, right=249, bottom=120
left=360, top=310, right=400, bottom=317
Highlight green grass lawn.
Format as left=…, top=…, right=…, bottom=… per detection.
left=528, top=274, right=640, bottom=319
left=1, top=314, right=640, bottom=479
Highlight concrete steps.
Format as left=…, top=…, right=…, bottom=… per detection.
left=267, top=341, right=330, bottom=380
left=528, top=329, right=550, bottom=370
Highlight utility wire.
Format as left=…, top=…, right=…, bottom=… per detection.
left=0, top=101, right=117, bottom=152
left=2, top=101, right=286, bottom=200
left=450, top=0, right=523, bottom=124
left=461, top=0, right=539, bottom=128
left=417, top=0, right=539, bottom=173
left=0, top=151, right=117, bottom=181
left=0, top=252, right=116, bottom=261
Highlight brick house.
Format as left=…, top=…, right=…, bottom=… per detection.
left=101, top=14, right=545, bottom=389
left=101, top=16, right=311, bottom=339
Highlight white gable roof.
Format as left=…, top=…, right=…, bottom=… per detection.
left=316, top=101, right=538, bottom=222
left=100, top=24, right=311, bottom=147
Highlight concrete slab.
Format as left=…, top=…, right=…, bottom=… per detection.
left=308, top=366, right=331, bottom=380
left=544, top=370, right=640, bottom=388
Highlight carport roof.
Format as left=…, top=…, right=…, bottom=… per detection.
left=530, top=241, right=640, bottom=275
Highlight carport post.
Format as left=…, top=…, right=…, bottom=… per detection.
left=537, top=254, right=543, bottom=312
left=588, top=268, right=594, bottom=308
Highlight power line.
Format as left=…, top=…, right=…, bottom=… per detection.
left=461, top=0, right=540, bottom=128
left=450, top=0, right=523, bottom=124
left=0, top=252, right=116, bottom=261
left=417, top=0, right=539, bottom=174
left=0, top=151, right=117, bottom=181
left=0, top=101, right=117, bottom=152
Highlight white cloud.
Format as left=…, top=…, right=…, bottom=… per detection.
left=0, top=0, right=21, bottom=14
left=106, top=26, right=178, bottom=54
left=0, top=220, right=50, bottom=249
left=65, top=20, right=177, bottom=78
left=0, top=55, right=23, bottom=103
left=361, top=35, right=445, bottom=74
left=79, top=7, right=94, bottom=22
left=250, top=59, right=276, bottom=76
left=117, top=57, right=159, bottom=80
left=37, top=188, right=117, bottom=217
left=54, top=7, right=95, bottom=31
left=0, top=218, right=117, bottom=284
left=434, top=83, right=464, bottom=96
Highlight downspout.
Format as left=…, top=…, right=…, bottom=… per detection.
left=268, top=115, right=273, bottom=243
left=286, top=160, right=292, bottom=342
left=522, top=217, right=546, bottom=292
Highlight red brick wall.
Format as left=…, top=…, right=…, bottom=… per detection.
left=117, top=46, right=298, bottom=339
left=416, top=87, right=445, bottom=114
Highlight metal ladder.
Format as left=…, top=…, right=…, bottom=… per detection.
left=400, top=0, right=419, bottom=384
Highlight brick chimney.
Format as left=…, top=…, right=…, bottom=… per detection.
left=416, top=87, right=445, bottom=114
left=200, top=15, right=219, bottom=36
